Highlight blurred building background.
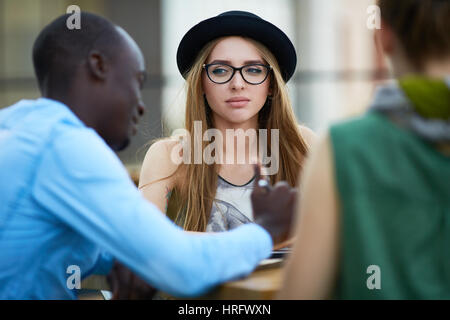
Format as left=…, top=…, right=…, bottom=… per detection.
left=0, top=0, right=387, bottom=176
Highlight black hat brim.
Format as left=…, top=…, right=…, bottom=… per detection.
left=177, top=14, right=297, bottom=82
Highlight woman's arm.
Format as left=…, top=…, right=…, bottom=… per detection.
left=277, top=133, right=340, bottom=299
left=138, top=139, right=180, bottom=213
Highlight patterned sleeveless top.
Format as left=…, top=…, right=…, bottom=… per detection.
left=206, top=175, right=255, bottom=232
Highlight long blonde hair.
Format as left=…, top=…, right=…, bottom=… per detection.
left=171, top=36, right=308, bottom=231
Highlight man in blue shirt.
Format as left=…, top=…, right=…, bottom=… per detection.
left=0, top=12, right=297, bottom=299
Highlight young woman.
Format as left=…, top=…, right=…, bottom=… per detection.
left=278, top=0, right=450, bottom=299
left=139, top=11, right=316, bottom=232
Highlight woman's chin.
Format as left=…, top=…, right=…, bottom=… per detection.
left=220, top=111, right=259, bottom=126
left=223, top=117, right=255, bottom=126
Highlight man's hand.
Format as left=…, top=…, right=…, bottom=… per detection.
left=106, top=261, right=157, bottom=299
left=251, top=164, right=298, bottom=249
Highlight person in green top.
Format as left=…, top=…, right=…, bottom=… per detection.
left=278, top=0, right=450, bottom=299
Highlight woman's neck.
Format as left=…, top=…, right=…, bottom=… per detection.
left=212, top=114, right=260, bottom=165
left=212, top=113, right=259, bottom=132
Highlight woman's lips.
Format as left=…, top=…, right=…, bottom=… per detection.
left=226, top=97, right=250, bottom=108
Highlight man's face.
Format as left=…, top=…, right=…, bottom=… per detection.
left=103, top=28, right=147, bottom=151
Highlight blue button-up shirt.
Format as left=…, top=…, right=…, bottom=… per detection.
left=0, top=98, right=272, bottom=299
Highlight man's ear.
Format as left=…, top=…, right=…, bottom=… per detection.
left=87, top=50, right=109, bottom=80
left=375, top=20, right=395, bottom=56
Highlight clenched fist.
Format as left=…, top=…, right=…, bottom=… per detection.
left=251, top=164, right=298, bottom=249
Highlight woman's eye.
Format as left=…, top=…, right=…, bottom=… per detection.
left=246, top=67, right=263, bottom=74
left=212, top=68, right=229, bottom=75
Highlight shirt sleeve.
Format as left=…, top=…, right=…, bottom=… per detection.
left=31, top=128, right=272, bottom=297
left=90, top=250, right=115, bottom=276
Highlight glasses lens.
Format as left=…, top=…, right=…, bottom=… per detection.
left=242, top=65, right=269, bottom=84
left=208, top=64, right=234, bottom=83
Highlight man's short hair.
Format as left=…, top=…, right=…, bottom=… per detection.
left=32, top=12, right=121, bottom=94
left=378, top=0, right=450, bottom=69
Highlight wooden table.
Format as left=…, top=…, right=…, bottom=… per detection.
left=197, top=260, right=283, bottom=300
left=81, top=259, right=284, bottom=300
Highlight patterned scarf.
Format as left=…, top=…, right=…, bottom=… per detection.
left=370, top=75, right=450, bottom=142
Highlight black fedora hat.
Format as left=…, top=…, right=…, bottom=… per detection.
left=176, top=10, right=297, bottom=83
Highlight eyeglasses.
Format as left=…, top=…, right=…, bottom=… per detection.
left=203, top=63, right=272, bottom=85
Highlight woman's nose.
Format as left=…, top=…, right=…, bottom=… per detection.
left=229, top=71, right=246, bottom=90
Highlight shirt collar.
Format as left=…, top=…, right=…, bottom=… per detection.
left=36, top=97, right=87, bottom=128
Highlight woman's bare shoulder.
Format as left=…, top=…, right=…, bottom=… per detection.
left=139, top=138, right=183, bottom=188
left=298, top=125, right=317, bottom=148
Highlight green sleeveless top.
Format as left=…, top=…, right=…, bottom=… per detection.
left=330, top=111, right=450, bottom=299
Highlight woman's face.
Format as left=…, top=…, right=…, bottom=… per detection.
left=202, top=36, right=271, bottom=127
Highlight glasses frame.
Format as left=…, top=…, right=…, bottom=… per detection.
left=202, top=62, right=272, bottom=85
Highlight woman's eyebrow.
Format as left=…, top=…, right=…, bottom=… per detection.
left=209, top=59, right=266, bottom=65
left=209, top=59, right=232, bottom=64
left=243, top=60, right=265, bottom=64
